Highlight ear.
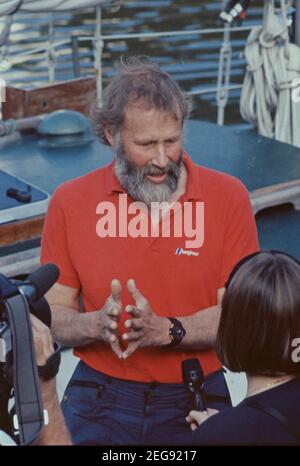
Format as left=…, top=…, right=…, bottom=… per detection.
left=104, top=126, right=116, bottom=147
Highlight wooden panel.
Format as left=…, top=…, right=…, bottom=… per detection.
left=2, top=77, right=97, bottom=119
left=0, top=215, right=45, bottom=247
left=2, top=87, right=26, bottom=120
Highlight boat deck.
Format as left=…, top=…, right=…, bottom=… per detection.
left=1, top=121, right=300, bottom=196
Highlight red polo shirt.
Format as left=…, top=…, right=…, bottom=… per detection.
left=41, top=153, right=259, bottom=382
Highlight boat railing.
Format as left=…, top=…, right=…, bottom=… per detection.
left=1, top=4, right=260, bottom=125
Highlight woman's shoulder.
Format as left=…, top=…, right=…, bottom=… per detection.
left=191, top=405, right=267, bottom=445
left=192, top=379, right=300, bottom=445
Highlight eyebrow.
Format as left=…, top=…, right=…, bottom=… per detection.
left=134, top=139, right=156, bottom=144
left=134, top=135, right=181, bottom=144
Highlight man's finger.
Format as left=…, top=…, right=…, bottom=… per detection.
left=111, top=279, right=122, bottom=303
left=122, top=341, right=140, bottom=359
left=109, top=320, right=118, bottom=331
left=122, top=329, right=143, bottom=342
left=111, top=340, right=123, bottom=359
left=124, top=317, right=143, bottom=330
left=125, top=305, right=140, bottom=317
left=102, top=314, right=116, bottom=331
left=127, top=279, right=146, bottom=306
left=107, top=306, right=121, bottom=319
left=104, top=328, right=115, bottom=342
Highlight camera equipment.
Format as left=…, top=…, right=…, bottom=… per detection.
left=182, top=358, right=206, bottom=412
left=0, top=264, right=59, bottom=445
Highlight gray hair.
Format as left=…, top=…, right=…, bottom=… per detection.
left=92, top=57, right=192, bottom=146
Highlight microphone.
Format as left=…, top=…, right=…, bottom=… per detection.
left=18, top=264, right=59, bottom=302
left=182, top=358, right=206, bottom=412
left=17, top=263, right=59, bottom=328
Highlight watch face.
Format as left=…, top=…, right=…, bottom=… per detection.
left=170, top=322, right=186, bottom=341
left=174, top=327, right=185, bottom=339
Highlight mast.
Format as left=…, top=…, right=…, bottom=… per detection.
left=295, top=0, right=300, bottom=45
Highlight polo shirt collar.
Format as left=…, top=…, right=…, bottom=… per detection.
left=106, top=152, right=203, bottom=200
left=181, top=151, right=203, bottom=201
left=107, top=160, right=125, bottom=195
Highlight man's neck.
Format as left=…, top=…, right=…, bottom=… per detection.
left=168, top=162, right=188, bottom=204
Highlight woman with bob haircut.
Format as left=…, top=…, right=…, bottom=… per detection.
left=187, top=250, right=300, bottom=444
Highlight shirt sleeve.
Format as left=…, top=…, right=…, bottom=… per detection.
left=40, top=189, right=80, bottom=289
left=218, top=179, right=259, bottom=288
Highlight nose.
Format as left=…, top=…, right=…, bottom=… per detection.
left=152, top=143, right=168, bottom=168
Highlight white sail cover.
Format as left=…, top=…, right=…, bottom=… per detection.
left=0, top=1, right=114, bottom=16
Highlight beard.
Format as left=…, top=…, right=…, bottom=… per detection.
left=114, top=143, right=183, bottom=207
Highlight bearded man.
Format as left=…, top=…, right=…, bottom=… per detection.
left=41, top=58, right=259, bottom=445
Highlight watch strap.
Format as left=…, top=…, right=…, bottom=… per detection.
left=167, top=317, right=186, bottom=348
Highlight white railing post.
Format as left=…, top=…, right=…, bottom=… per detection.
left=47, top=13, right=56, bottom=84
left=94, top=5, right=103, bottom=108
left=216, top=22, right=232, bottom=126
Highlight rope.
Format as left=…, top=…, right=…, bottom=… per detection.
left=240, top=0, right=300, bottom=148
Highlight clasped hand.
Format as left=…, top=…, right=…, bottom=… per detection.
left=97, top=279, right=168, bottom=359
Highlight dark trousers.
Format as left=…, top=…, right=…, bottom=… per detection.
left=61, top=360, right=230, bottom=445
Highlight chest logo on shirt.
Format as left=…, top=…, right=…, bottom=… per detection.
left=175, top=248, right=199, bottom=257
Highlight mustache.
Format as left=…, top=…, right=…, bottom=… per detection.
left=142, top=158, right=183, bottom=177
left=143, top=165, right=172, bottom=176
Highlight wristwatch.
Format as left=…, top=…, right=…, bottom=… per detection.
left=38, top=343, right=61, bottom=381
left=167, top=318, right=186, bottom=347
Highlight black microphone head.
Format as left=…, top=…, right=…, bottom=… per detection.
left=27, top=264, right=59, bottom=300
left=182, top=358, right=205, bottom=391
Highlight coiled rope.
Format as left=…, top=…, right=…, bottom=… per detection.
left=240, top=0, right=300, bottom=147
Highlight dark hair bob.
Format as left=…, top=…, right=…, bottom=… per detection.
left=217, top=250, right=300, bottom=376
